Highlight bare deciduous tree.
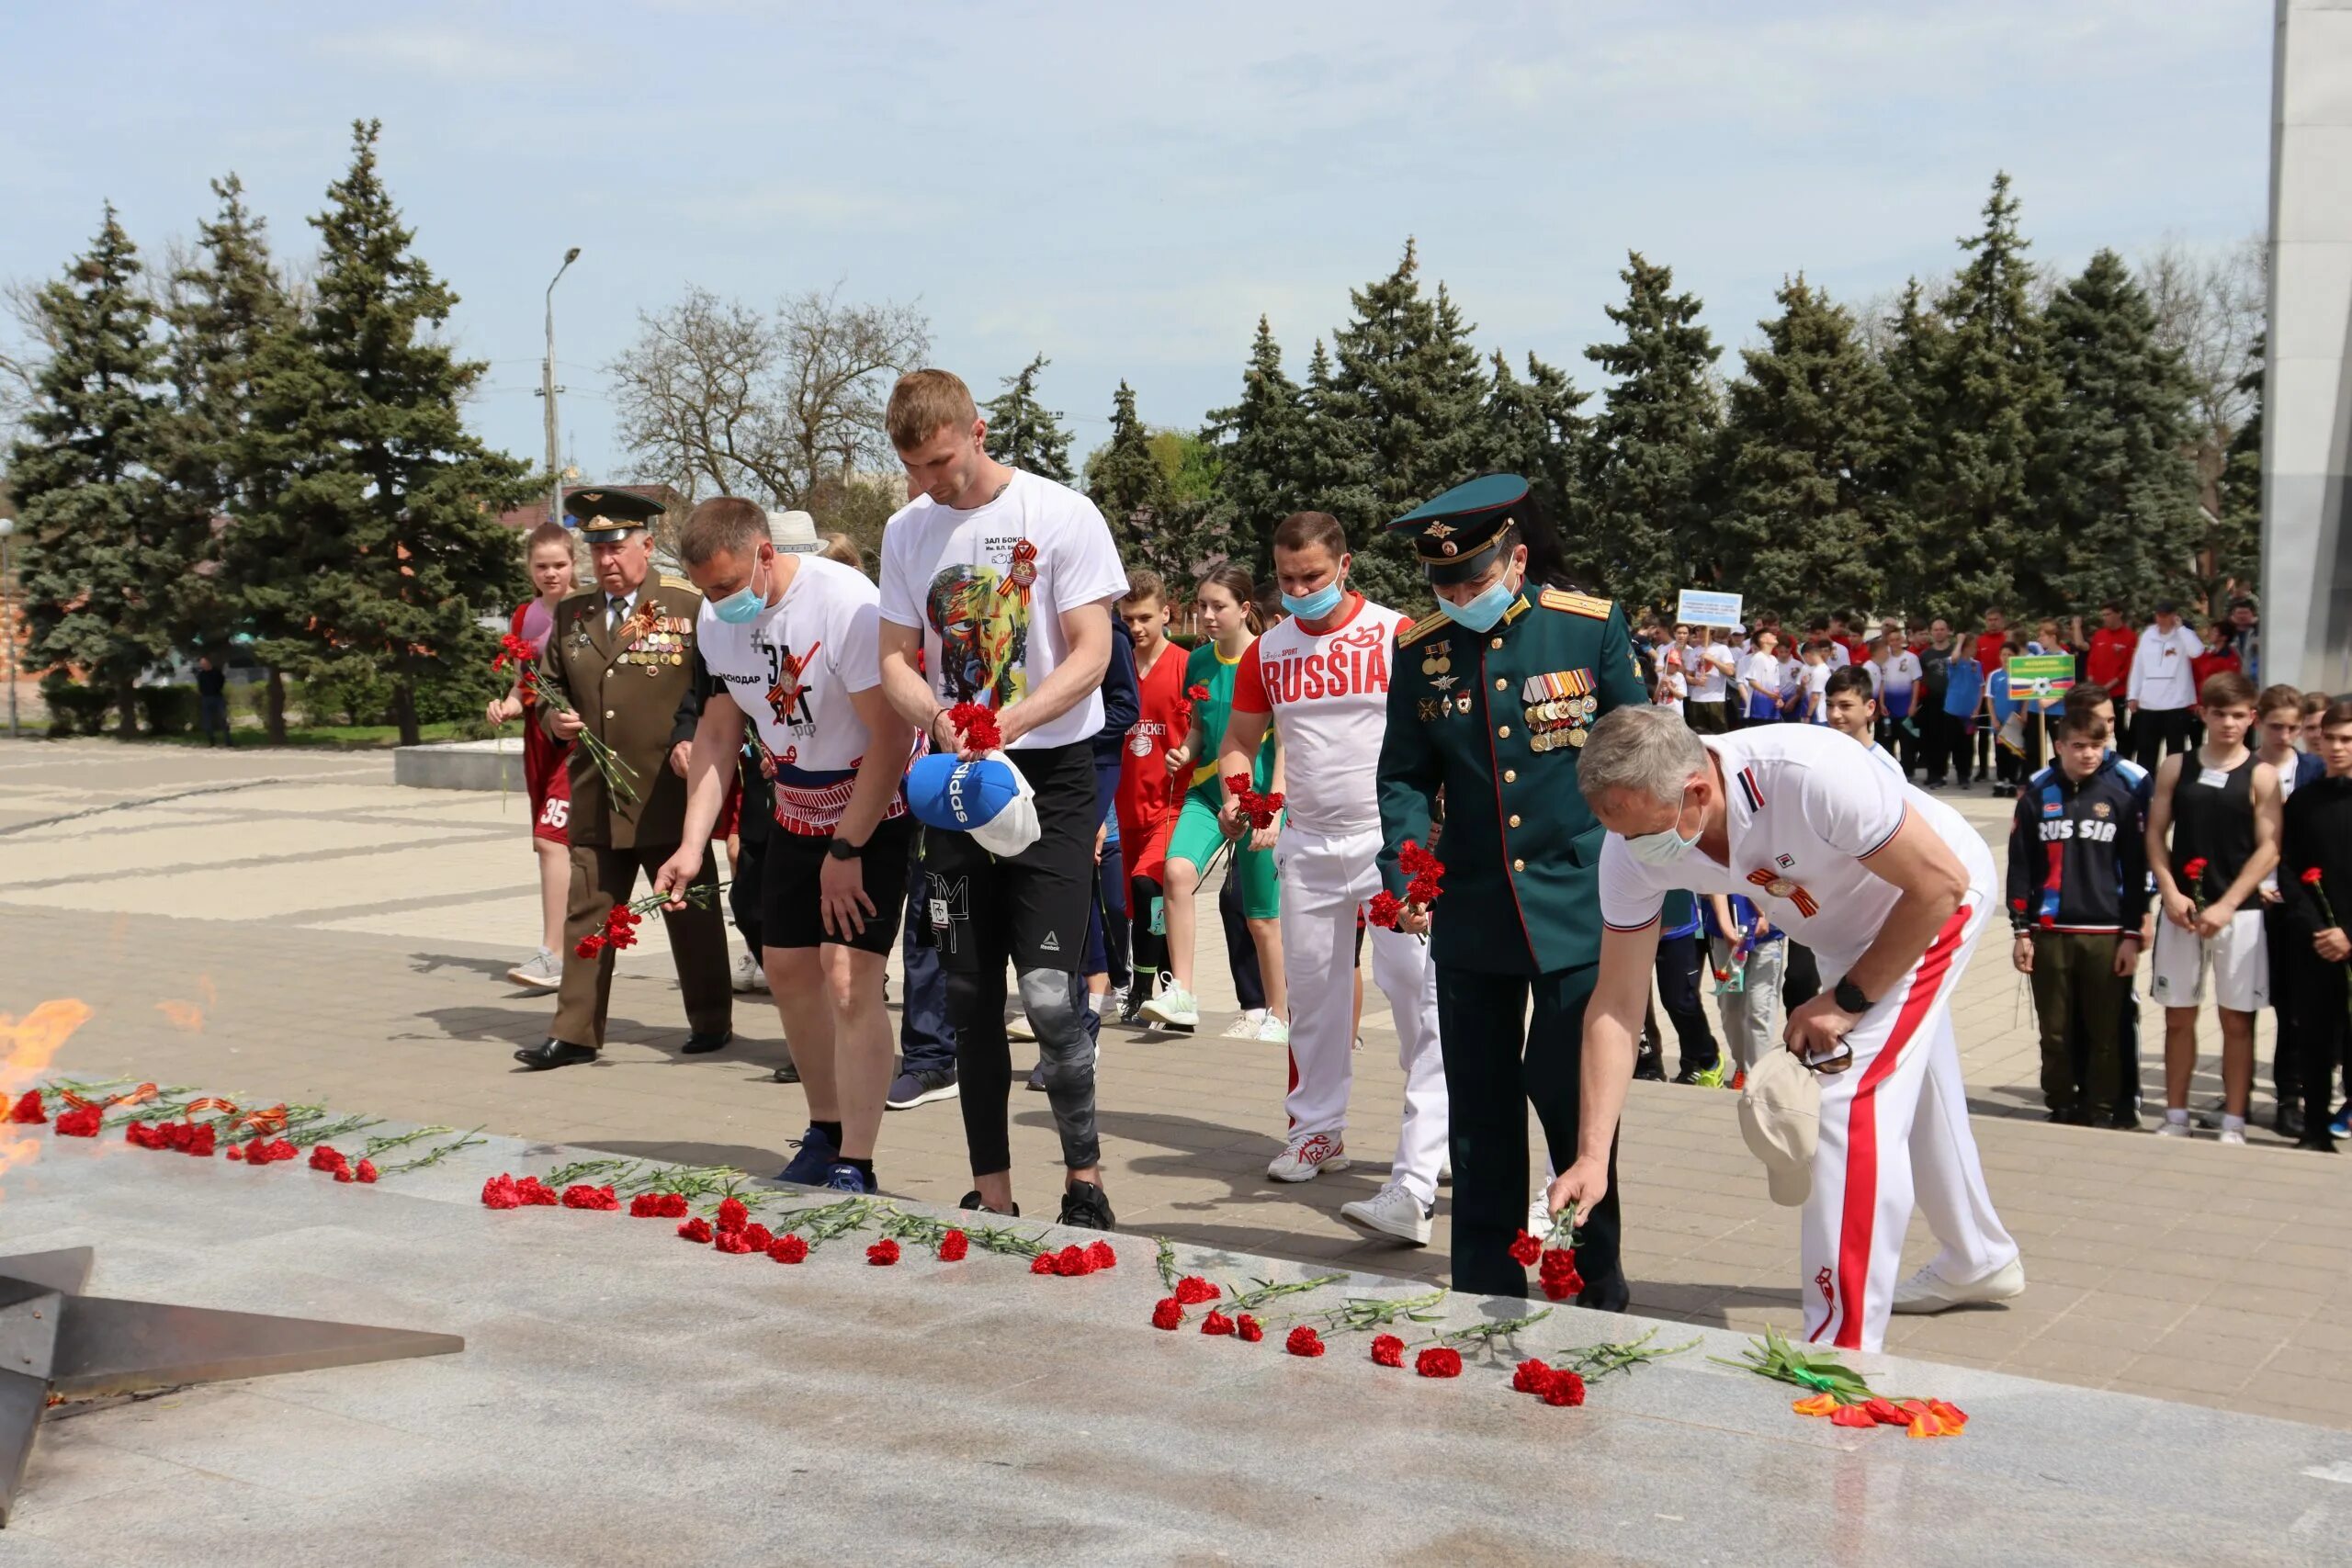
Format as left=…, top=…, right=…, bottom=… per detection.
left=605, top=282, right=928, bottom=507
left=2138, top=232, right=2266, bottom=517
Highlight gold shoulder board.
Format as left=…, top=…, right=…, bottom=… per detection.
left=1541, top=588, right=1611, bottom=620
left=658, top=574, right=698, bottom=592
left=1396, top=611, right=1453, bottom=649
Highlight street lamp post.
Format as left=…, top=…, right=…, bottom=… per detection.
left=542, top=246, right=582, bottom=525
left=0, top=516, right=16, bottom=739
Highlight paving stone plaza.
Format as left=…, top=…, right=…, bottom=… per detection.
left=2, top=740, right=2348, bottom=1562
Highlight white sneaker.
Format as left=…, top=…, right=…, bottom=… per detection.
left=506, top=947, right=561, bottom=992
left=1340, top=1182, right=1433, bottom=1246
left=1890, top=1256, right=2026, bottom=1314
left=2156, top=1118, right=2193, bottom=1139
left=1223, top=1008, right=1267, bottom=1039
left=2219, top=1125, right=2247, bottom=1146
left=730, top=951, right=768, bottom=993
left=1139, top=977, right=1199, bottom=1030
left=1255, top=1013, right=1291, bottom=1046
left=1351, top=1034, right=1364, bottom=1055
left=1006, top=1013, right=1036, bottom=1042
left=1267, top=1131, right=1350, bottom=1182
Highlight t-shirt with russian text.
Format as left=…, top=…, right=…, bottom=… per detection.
left=697, top=555, right=905, bottom=835
left=1231, top=593, right=1407, bottom=836
left=877, top=469, right=1129, bottom=750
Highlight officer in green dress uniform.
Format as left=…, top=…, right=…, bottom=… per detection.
left=520, top=486, right=734, bottom=1070
left=1374, top=473, right=1648, bottom=1303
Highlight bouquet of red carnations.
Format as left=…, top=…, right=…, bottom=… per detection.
left=492, top=634, right=641, bottom=806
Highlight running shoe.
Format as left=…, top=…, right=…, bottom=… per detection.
left=730, top=951, right=769, bottom=993
left=957, top=1190, right=1020, bottom=1217
left=1266, top=1131, right=1350, bottom=1182
left=1891, top=1257, right=2025, bottom=1314
left=885, top=1067, right=957, bottom=1111
left=1139, top=976, right=1200, bottom=1030
left=822, top=1162, right=876, bottom=1194
left=1255, top=1013, right=1291, bottom=1046
left=1116, top=988, right=1150, bottom=1027
left=1007, top=1013, right=1036, bottom=1042
left=2332, top=1105, right=2352, bottom=1140
left=1223, top=1008, right=1268, bottom=1039
left=1057, top=1179, right=1116, bottom=1231
left=776, top=1125, right=838, bottom=1185
left=505, top=947, right=561, bottom=992
left=1339, top=1182, right=1432, bottom=1246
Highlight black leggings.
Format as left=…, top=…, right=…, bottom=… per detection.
left=947, top=965, right=1100, bottom=1176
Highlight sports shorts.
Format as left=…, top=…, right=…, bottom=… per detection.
left=760, top=815, right=913, bottom=956
left=2149, top=907, right=2268, bottom=1013
left=1166, top=788, right=1280, bottom=920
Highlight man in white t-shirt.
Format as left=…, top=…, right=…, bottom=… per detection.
left=1685, top=628, right=1736, bottom=733
left=1217, top=510, right=1448, bottom=1243
left=1548, top=708, right=2022, bottom=1351
left=874, top=369, right=1127, bottom=1231
left=2126, top=599, right=2207, bottom=772
left=656, top=498, right=917, bottom=1196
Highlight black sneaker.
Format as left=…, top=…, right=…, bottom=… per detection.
left=1632, top=1049, right=1667, bottom=1083
left=1058, top=1179, right=1115, bottom=1231
left=885, top=1067, right=957, bottom=1110
left=1671, top=1062, right=1719, bottom=1086
left=957, top=1190, right=1020, bottom=1217
left=1117, top=990, right=1149, bottom=1027
left=770, top=1056, right=801, bottom=1085
left=2102, top=1104, right=2141, bottom=1131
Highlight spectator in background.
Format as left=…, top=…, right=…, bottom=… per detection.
left=1942, top=626, right=1986, bottom=792
left=1702, top=891, right=1784, bottom=1076
left=1917, top=617, right=1960, bottom=788
left=1649, top=889, right=1722, bottom=1085
left=1652, top=638, right=1689, bottom=717
left=2280, top=696, right=2352, bottom=1152
left=1738, top=628, right=1784, bottom=723
left=1686, top=626, right=1736, bottom=733
left=2226, top=597, right=2260, bottom=684
left=2127, top=599, right=2205, bottom=772
left=2009, top=708, right=2148, bottom=1126
left=2191, top=616, right=2242, bottom=695
left=1797, top=639, right=1832, bottom=724
left=820, top=532, right=863, bottom=570
left=2085, top=603, right=2136, bottom=750
left=1830, top=608, right=1869, bottom=666
left=1973, top=608, right=2010, bottom=788
left=1872, top=630, right=1923, bottom=775
left=1805, top=615, right=1848, bottom=669
left=1823, top=663, right=1899, bottom=773
left=195, top=656, right=232, bottom=747
left=2301, top=690, right=2330, bottom=753
left=2255, top=683, right=2325, bottom=1136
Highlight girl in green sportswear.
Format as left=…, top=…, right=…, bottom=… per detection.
left=1140, top=566, right=1286, bottom=1037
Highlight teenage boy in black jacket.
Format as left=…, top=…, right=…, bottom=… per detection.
left=2010, top=710, right=2151, bottom=1125
left=2281, top=697, right=2352, bottom=1152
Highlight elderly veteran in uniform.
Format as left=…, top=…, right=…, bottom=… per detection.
left=520, top=487, right=735, bottom=1070
left=1374, top=473, right=1649, bottom=1304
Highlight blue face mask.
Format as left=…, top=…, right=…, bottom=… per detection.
left=1282, top=580, right=1344, bottom=621
left=710, top=556, right=770, bottom=625
left=1446, top=574, right=1519, bottom=634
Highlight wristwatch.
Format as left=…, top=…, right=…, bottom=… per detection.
left=826, top=837, right=865, bottom=862
left=1832, top=976, right=1872, bottom=1014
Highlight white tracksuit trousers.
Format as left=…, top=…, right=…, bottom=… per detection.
left=1275, top=824, right=1450, bottom=1205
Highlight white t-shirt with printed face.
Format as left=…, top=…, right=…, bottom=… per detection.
left=696, top=555, right=900, bottom=833
left=1690, top=644, right=1734, bottom=702
left=1597, top=725, right=1993, bottom=975
left=1231, top=593, right=1408, bottom=836
left=876, top=469, right=1129, bottom=750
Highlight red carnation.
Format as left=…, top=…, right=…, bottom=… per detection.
left=1150, top=1297, right=1184, bottom=1331
left=716, top=1196, right=750, bottom=1235
left=517, top=1176, right=559, bottom=1206
left=1188, top=683, right=1210, bottom=702
left=742, top=1223, right=773, bottom=1250
left=2301, top=866, right=2324, bottom=886
left=355, top=1159, right=378, bottom=1184
left=262, top=1138, right=297, bottom=1162
left=574, top=933, right=607, bottom=959
left=768, top=1234, right=808, bottom=1264
left=226, top=1145, right=244, bottom=1161
left=1201, top=1310, right=1236, bottom=1336
left=657, top=1192, right=689, bottom=1218
left=1284, top=1325, right=1326, bottom=1359
left=53, top=1106, right=101, bottom=1138
left=946, top=701, right=1001, bottom=751
left=939, top=1229, right=970, bottom=1262
left=8, top=1090, right=47, bottom=1124
left=1538, top=1247, right=1584, bottom=1302
left=1029, top=1252, right=1057, bottom=1276
left=1053, top=1244, right=1092, bottom=1277
left=492, top=632, right=537, bottom=673
left=1512, top=1358, right=1551, bottom=1394
left=2181, top=857, right=2208, bottom=881
left=677, top=1217, right=714, bottom=1243
left=628, top=1193, right=664, bottom=1218
left=481, top=1174, right=522, bottom=1210
left=560, top=1183, right=618, bottom=1211
left=1540, top=1369, right=1586, bottom=1407
left=309, top=1145, right=348, bottom=1172
left=1173, top=1275, right=1219, bottom=1304
left=334, top=1167, right=355, bottom=1183
left=124, top=1121, right=157, bottom=1149
left=1370, top=1334, right=1406, bottom=1368
left=1083, top=1239, right=1116, bottom=1270
left=1366, top=891, right=1405, bottom=931
left=1237, top=1314, right=1265, bottom=1343
left=866, top=1238, right=900, bottom=1266
left=1415, top=1347, right=1463, bottom=1379
left=716, top=1230, right=756, bottom=1255
left=1507, top=1229, right=1544, bottom=1267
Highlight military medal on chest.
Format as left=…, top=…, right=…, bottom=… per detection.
left=1521, top=668, right=1596, bottom=752
left=1747, top=864, right=1820, bottom=918
left=999, top=537, right=1038, bottom=604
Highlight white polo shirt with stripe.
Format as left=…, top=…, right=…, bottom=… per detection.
left=1598, top=725, right=1993, bottom=976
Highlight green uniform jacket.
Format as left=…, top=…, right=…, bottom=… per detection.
left=1375, top=586, right=1648, bottom=976
left=537, top=575, right=708, bottom=850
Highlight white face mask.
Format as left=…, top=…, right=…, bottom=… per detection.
left=1625, top=784, right=1702, bottom=866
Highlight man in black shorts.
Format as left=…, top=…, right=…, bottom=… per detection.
left=876, top=370, right=1128, bottom=1228
left=657, top=497, right=920, bottom=1195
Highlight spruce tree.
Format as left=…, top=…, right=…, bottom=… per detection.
left=1476, top=351, right=1590, bottom=578
left=982, top=354, right=1074, bottom=483
left=1203, top=315, right=1315, bottom=576
left=234, top=121, right=532, bottom=745
left=8, top=205, right=170, bottom=736
left=161, top=174, right=297, bottom=720
left=1582, top=252, right=1723, bottom=615
left=1315, top=242, right=1488, bottom=609
left=1912, top=173, right=2059, bottom=621
left=1085, top=379, right=1180, bottom=580
left=1713, top=276, right=1892, bottom=614
left=1870, top=278, right=1947, bottom=615
left=2036, top=249, right=2203, bottom=613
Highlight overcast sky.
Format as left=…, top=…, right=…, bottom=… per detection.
left=0, top=1, right=2273, bottom=480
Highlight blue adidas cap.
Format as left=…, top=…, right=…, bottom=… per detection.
left=905, top=754, right=1038, bottom=856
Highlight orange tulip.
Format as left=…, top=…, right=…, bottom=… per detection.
left=1792, top=1393, right=1841, bottom=1417
left=1830, top=1404, right=1878, bottom=1428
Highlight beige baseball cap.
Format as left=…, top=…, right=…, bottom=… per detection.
left=1739, top=1049, right=1820, bottom=1207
